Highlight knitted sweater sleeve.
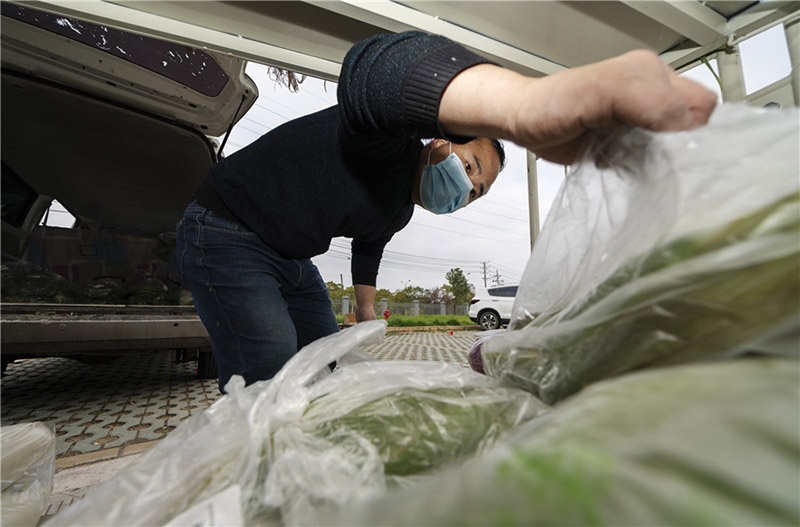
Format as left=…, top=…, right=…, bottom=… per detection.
left=338, top=32, right=493, bottom=287
left=337, top=31, right=493, bottom=141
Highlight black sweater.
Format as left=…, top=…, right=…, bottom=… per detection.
left=199, top=32, right=490, bottom=286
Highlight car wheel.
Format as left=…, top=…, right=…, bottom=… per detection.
left=478, top=310, right=501, bottom=330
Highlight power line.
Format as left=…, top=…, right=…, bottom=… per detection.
left=408, top=220, right=528, bottom=245
left=458, top=204, right=529, bottom=224
left=330, top=240, right=482, bottom=266
left=251, top=102, right=294, bottom=122
left=253, top=96, right=305, bottom=118
left=436, top=214, right=529, bottom=237
left=480, top=197, right=530, bottom=214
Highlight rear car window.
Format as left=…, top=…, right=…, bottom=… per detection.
left=1, top=163, right=38, bottom=228
left=2, top=3, right=229, bottom=97
left=487, top=286, right=518, bottom=297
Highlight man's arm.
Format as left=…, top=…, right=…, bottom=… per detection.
left=438, top=53, right=717, bottom=164
left=354, top=284, right=377, bottom=322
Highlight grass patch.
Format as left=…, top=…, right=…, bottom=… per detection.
left=336, top=315, right=474, bottom=327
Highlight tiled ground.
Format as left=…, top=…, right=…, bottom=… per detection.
left=1, top=351, right=221, bottom=458
left=369, top=331, right=473, bottom=367
left=1, top=330, right=478, bottom=458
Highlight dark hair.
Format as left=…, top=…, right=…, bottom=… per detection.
left=430, top=137, right=507, bottom=171
left=489, top=138, right=506, bottom=171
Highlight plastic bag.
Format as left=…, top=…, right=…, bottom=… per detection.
left=1, top=422, right=56, bottom=527
left=482, top=104, right=800, bottom=403
left=468, top=329, right=505, bottom=374
left=317, top=358, right=800, bottom=526
left=48, top=321, right=547, bottom=527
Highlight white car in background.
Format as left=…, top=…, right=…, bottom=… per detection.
left=468, top=285, right=518, bottom=330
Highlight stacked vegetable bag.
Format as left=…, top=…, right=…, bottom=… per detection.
left=47, top=322, right=547, bottom=526
left=477, top=104, right=800, bottom=404
left=46, top=105, right=799, bottom=526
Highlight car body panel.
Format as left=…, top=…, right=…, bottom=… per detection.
left=1, top=2, right=257, bottom=137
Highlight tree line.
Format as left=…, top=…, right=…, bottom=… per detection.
left=326, top=268, right=474, bottom=307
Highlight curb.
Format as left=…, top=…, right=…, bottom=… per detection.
left=56, top=439, right=159, bottom=470
left=386, top=325, right=481, bottom=333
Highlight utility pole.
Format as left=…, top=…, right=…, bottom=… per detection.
left=482, top=261, right=488, bottom=288
left=340, top=274, right=344, bottom=288
left=491, top=269, right=503, bottom=287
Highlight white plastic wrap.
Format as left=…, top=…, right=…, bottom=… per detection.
left=1, top=422, right=56, bottom=527
left=48, top=321, right=547, bottom=526
left=317, top=358, right=800, bottom=526
left=482, top=104, right=800, bottom=403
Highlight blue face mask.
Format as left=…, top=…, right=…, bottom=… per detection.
left=419, top=144, right=473, bottom=214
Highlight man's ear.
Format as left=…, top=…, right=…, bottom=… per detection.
left=430, top=138, right=449, bottom=149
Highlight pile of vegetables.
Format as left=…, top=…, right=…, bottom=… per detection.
left=477, top=105, right=800, bottom=404
left=481, top=190, right=799, bottom=403
left=48, top=323, right=546, bottom=526
left=321, top=359, right=800, bottom=526
left=0, top=255, right=191, bottom=305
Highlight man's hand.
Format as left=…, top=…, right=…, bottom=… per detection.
left=354, top=284, right=378, bottom=322
left=356, top=305, right=377, bottom=322
left=439, top=51, right=717, bottom=164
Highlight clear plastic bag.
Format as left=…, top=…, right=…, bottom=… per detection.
left=1, top=422, right=56, bottom=527
left=482, top=104, right=800, bottom=404
left=317, top=358, right=800, bottom=527
left=48, top=321, right=547, bottom=527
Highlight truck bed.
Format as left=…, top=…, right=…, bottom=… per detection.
left=1, top=303, right=211, bottom=357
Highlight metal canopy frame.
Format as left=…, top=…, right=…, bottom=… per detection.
left=16, top=1, right=798, bottom=79
left=8, top=1, right=800, bottom=247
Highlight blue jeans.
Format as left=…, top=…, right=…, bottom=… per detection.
left=176, top=201, right=339, bottom=393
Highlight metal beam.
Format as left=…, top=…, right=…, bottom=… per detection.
left=305, top=0, right=565, bottom=77
left=621, top=1, right=726, bottom=44
left=785, top=17, right=800, bottom=106
left=728, top=1, right=800, bottom=42
left=526, top=151, right=540, bottom=250
left=18, top=1, right=343, bottom=80
left=717, top=46, right=746, bottom=103
left=636, top=2, right=799, bottom=73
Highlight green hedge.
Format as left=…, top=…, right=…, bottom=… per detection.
left=336, top=315, right=474, bottom=327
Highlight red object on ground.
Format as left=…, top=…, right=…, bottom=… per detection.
left=383, top=309, right=390, bottom=320
left=448, top=331, right=454, bottom=335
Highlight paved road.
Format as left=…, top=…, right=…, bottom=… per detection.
left=1, top=329, right=478, bottom=459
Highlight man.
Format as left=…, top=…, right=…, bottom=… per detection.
left=177, top=31, right=716, bottom=393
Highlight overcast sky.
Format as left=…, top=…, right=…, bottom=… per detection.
left=44, top=24, right=794, bottom=293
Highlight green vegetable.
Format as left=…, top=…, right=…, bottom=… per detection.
left=483, top=192, right=800, bottom=403
left=318, top=359, right=800, bottom=527
left=308, top=386, right=545, bottom=481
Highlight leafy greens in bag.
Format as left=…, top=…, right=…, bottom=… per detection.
left=319, top=358, right=800, bottom=527
left=47, top=322, right=546, bottom=527
left=481, top=105, right=800, bottom=404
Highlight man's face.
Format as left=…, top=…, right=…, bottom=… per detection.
left=413, top=137, right=501, bottom=208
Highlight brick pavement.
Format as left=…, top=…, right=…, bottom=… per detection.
left=1, top=329, right=479, bottom=459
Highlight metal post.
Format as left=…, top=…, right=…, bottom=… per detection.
left=785, top=18, right=800, bottom=106
left=716, top=46, right=746, bottom=103
left=439, top=303, right=446, bottom=316
left=342, top=296, right=350, bottom=314
left=412, top=300, right=419, bottom=316
left=526, top=150, right=540, bottom=250
left=380, top=298, right=388, bottom=312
